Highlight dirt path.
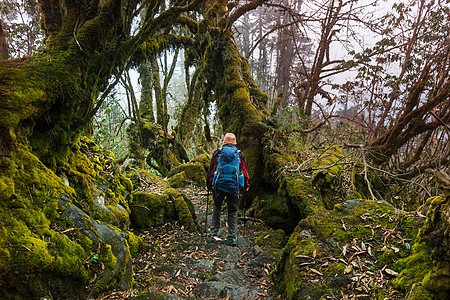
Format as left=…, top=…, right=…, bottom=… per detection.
left=96, top=185, right=283, bottom=299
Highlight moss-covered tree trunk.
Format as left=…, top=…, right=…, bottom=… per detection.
left=176, top=0, right=272, bottom=191
left=0, top=1, right=202, bottom=298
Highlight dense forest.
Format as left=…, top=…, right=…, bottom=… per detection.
left=0, top=0, right=449, bottom=299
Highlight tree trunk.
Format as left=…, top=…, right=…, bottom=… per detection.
left=0, top=20, right=8, bottom=60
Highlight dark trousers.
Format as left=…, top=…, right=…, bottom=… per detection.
left=211, top=189, right=239, bottom=239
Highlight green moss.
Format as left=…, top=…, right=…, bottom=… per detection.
left=164, top=188, right=198, bottom=231
left=100, top=244, right=117, bottom=269
left=124, top=230, right=143, bottom=257
left=274, top=199, right=425, bottom=299
left=168, top=162, right=206, bottom=187
left=168, top=171, right=187, bottom=188
left=404, top=284, right=433, bottom=300
left=392, top=195, right=450, bottom=298
left=130, top=191, right=167, bottom=228
left=392, top=242, right=433, bottom=291
left=254, top=229, right=287, bottom=249
left=311, top=145, right=346, bottom=209
left=311, top=145, right=344, bottom=176
left=422, top=266, right=450, bottom=292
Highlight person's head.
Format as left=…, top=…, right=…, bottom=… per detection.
left=223, top=133, right=237, bottom=145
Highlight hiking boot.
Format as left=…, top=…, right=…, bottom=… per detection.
left=226, top=237, right=237, bottom=247
left=209, top=229, right=218, bottom=236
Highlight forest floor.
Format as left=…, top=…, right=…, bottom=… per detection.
left=95, top=184, right=283, bottom=300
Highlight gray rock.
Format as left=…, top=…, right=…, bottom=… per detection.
left=248, top=249, right=278, bottom=267
left=340, top=199, right=363, bottom=212
left=59, top=195, right=133, bottom=292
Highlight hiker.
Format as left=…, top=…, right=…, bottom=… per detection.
left=207, top=133, right=250, bottom=246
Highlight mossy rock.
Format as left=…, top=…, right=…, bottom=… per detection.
left=254, top=229, right=287, bottom=250
left=252, top=193, right=292, bottom=233
left=311, top=145, right=345, bottom=210
left=168, top=171, right=187, bottom=188
left=164, top=188, right=198, bottom=231
left=63, top=137, right=133, bottom=229
left=253, top=177, right=323, bottom=234
left=130, top=191, right=168, bottom=228
left=190, top=153, right=210, bottom=172
left=168, top=162, right=206, bottom=187
left=311, top=145, right=344, bottom=177
left=129, top=188, right=198, bottom=232
left=128, top=168, right=170, bottom=190
left=273, top=199, right=424, bottom=300
left=0, top=139, right=138, bottom=298
left=263, top=151, right=297, bottom=189
left=392, top=195, right=450, bottom=299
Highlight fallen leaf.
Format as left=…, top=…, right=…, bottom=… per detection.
left=22, top=245, right=32, bottom=252
left=166, top=285, right=176, bottom=294
left=321, top=262, right=329, bottom=267
left=348, top=252, right=356, bottom=263
left=310, top=268, right=323, bottom=276
left=385, top=269, right=399, bottom=276
left=341, top=219, right=347, bottom=231
left=417, top=211, right=426, bottom=218
left=295, top=254, right=312, bottom=259
left=344, top=264, right=353, bottom=274
left=313, top=249, right=317, bottom=258
left=175, top=269, right=181, bottom=277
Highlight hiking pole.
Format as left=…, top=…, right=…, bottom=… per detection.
left=205, top=190, right=210, bottom=233
left=242, top=189, right=247, bottom=225
left=243, top=191, right=246, bottom=221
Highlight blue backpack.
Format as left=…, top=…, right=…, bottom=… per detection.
left=212, top=146, right=244, bottom=193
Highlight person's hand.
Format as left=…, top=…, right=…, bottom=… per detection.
left=245, top=186, right=249, bottom=191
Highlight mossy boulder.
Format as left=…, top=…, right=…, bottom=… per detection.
left=263, top=151, right=297, bottom=189
left=252, top=193, right=294, bottom=233
left=128, top=169, right=198, bottom=231
left=168, top=161, right=206, bottom=187
left=273, top=199, right=424, bottom=300
left=254, top=229, right=288, bottom=250
left=254, top=174, right=323, bottom=234
left=311, top=145, right=345, bottom=209
left=168, top=171, right=187, bottom=188
left=62, top=137, right=133, bottom=230
left=130, top=191, right=169, bottom=228
left=0, top=140, right=139, bottom=299
left=257, top=136, right=324, bottom=233
left=392, top=195, right=450, bottom=299
left=190, top=153, right=210, bottom=172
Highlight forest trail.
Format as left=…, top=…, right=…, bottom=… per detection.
left=96, top=185, right=282, bottom=300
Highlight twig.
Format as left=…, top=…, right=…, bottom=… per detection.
left=73, top=17, right=83, bottom=51
left=361, top=146, right=376, bottom=201
left=238, top=216, right=265, bottom=223
left=129, top=204, right=152, bottom=212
